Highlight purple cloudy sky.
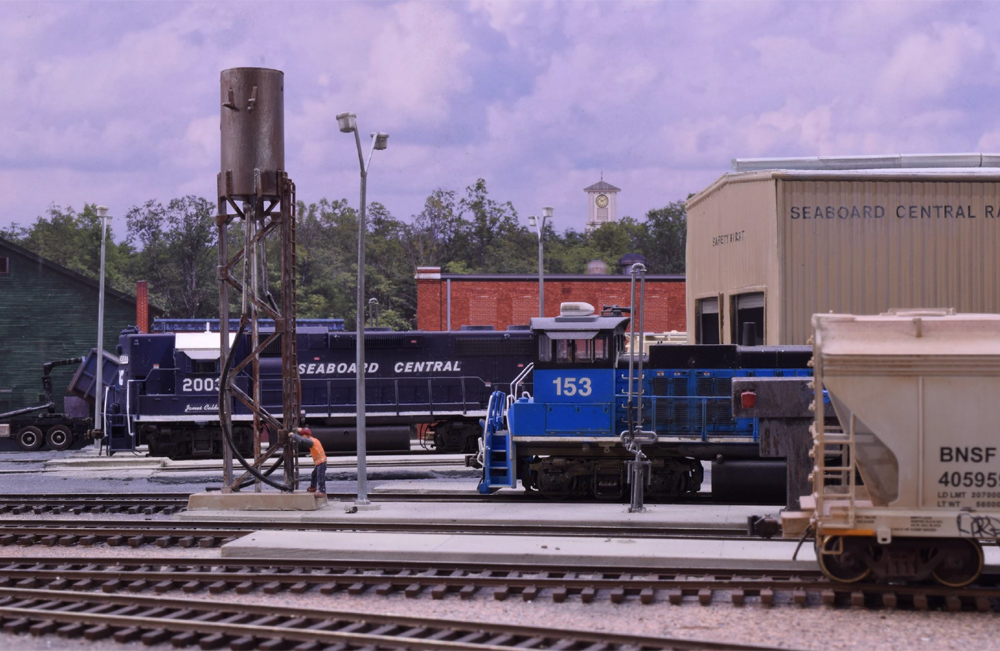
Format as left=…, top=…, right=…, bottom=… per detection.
left=2, top=1, right=998, bottom=235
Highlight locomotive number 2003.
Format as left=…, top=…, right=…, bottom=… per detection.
left=552, top=377, right=592, bottom=397
left=182, top=378, right=220, bottom=393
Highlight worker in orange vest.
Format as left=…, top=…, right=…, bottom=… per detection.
left=289, top=427, right=327, bottom=497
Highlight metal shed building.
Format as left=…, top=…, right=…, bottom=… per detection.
left=685, top=157, right=1000, bottom=345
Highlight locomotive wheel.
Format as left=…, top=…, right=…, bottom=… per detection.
left=817, top=535, right=871, bottom=583
left=931, top=539, right=984, bottom=588
left=15, top=426, right=44, bottom=451
left=45, top=425, right=74, bottom=451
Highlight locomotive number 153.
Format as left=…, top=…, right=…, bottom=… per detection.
left=552, top=377, right=592, bottom=397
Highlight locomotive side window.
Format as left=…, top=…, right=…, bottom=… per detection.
left=555, top=340, right=571, bottom=363
left=193, top=360, right=218, bottom=374
left=572, top=339, right=593, bottom=363
left=537, top=335, right=553, bottom=362
left=593, top=337, right=607, bottom=361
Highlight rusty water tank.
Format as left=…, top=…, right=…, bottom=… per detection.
left=219, top=67, right=285, bottom=199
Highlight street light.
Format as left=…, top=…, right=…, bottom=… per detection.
left=94, top=206, right=112, bottom=449
left=527, top=206, right=553, bottom=318
left=337, top=112, right=388, bottom=509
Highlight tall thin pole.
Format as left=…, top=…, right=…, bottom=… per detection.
left=94, top=208, right=109, bottom=446
left=355, top=128, right=370, bottom=506
left=537, top=227, right=544, bottom=318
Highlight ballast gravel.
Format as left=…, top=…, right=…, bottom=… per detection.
left=0, top=545, right=997, bottom=650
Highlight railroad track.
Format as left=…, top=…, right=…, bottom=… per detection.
left=0, top=491, right=731, bottom=515
left=0, top=494, right=190, bottom=516
left=0, top=519, right=749, bottom=549
left=0, top=586, right=769, bottom=651
left=1, top=557, right=998, bottom=611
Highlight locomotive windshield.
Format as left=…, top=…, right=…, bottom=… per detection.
left=531, top=311, right=629, bottom=369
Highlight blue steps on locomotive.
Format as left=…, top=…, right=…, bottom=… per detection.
left=477, top=391, right=515, bottom=493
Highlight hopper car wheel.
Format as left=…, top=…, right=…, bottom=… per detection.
left=46, top=425, right=74, bottom=451
left=15, top=426, right=44, bottom=451
left=817, top=535, right=871, bottom=583
left=931, top=539, right=983, bottom=588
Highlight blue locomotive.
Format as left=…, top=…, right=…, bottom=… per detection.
left=101, top=321, right=533, bottom=458
left=478, top=303, right=811, bottom=500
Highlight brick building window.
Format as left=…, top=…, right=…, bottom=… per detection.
left=0, top=257, right=8, bottom=275
left=511, top=296, right=535, bottom=326
left=469, top=296, right=497, bottom=326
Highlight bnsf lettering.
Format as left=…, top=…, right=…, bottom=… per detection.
left=940, top=447, right=997, bottom=463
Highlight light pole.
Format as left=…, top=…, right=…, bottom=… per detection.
left=337, top=112, right=388, bottom=508
left=527, top=206, right=553, bottom=318
left=94, top=206, right=112, bottom=448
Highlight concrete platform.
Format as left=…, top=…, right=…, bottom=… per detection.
left=187, top=492, right=326, bottom=511
left=222, top=526, right=1000, bottom=571
left=222, top=528, right=817, bottom=570
left=179, top=499, right=768, bottom=528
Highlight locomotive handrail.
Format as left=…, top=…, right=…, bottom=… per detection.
left=507, top=363, right=534, bottom=411
left=289, top=374, right=492, bottom=419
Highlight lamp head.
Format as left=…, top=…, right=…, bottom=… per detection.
left=542, top=206, right=554, bottom=220
left=373, top=132, right=389, bottom=150
left=96, top=206, right=110, bottom=219
left=527, top=215, right=537, bottom=229
left=336, top=112, right=357, bottom=133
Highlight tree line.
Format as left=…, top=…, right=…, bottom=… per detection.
left=1, top=179, right=687, bottom=329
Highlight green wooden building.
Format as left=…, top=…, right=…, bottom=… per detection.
left=0, top=237, right=157, bottom=413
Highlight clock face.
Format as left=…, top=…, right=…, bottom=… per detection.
left=595, top=194, right=609, bottom=208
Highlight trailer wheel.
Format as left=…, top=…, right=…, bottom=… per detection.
left=817, top=535, right=871, bottom=583
left=15, top=426, right=44, bottom=451
left=931, top=539, right=984, bottom=588
left=46, top=425, right=74, bottom=451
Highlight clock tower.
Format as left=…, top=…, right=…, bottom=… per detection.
left=584, top=175, right=621, bottom=232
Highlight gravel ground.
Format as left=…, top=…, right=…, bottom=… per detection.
left=0, top=545, right=998, bottom=650
left=0, top=570, right=998, bottom=651
left=1, top=451, right=998, bottom=650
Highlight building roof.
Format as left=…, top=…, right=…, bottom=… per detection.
left=0, top=236, right=163, bottom=312
left=687, top=167, right=1000, bottom=209
left=584, top=180, right=621, bottom=193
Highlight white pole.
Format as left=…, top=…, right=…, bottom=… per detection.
left=94, top=206, right=111, bottom=448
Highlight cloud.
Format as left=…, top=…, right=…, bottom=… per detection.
left=2, top=1, right=1000, bottom=238
left=878, top=23, right=987, bottom=102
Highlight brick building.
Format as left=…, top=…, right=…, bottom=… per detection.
left=416, top=267, right=686, bottom=333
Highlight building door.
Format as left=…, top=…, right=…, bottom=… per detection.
left=731, top=292, right=765, bottom=345
left=696, top=297, right=720, bottom=344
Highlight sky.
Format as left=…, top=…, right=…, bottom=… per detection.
left=2, top=1, right=1000, bottom=236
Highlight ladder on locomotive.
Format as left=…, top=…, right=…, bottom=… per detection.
left=477, top=363, right=534, bottom=493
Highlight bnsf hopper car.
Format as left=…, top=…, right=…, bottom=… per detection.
left=104, top=323, right=533, bottom=458
left=784, top=310, right=1000, bottom=587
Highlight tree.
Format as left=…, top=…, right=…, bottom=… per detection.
left=125, top=197, right=218, bottom=318
left=2, top=204, right=134, bottom=295
left=643, top=201, right=687, bottom=274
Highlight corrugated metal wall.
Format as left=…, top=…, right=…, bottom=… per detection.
left=685, top=177, right=779, bottom=342
left=777, top=179, right=1000, bottom=343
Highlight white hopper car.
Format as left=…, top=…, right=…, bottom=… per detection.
left=784, top=310, right=1000, bottom=587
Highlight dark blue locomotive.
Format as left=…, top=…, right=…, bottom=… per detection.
left=478, top=304, right=811, bottom=500
left=103, top=321, right=533, bottom=458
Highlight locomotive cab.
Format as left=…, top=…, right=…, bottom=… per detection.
left=507, top=303, right=630, bottom=441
